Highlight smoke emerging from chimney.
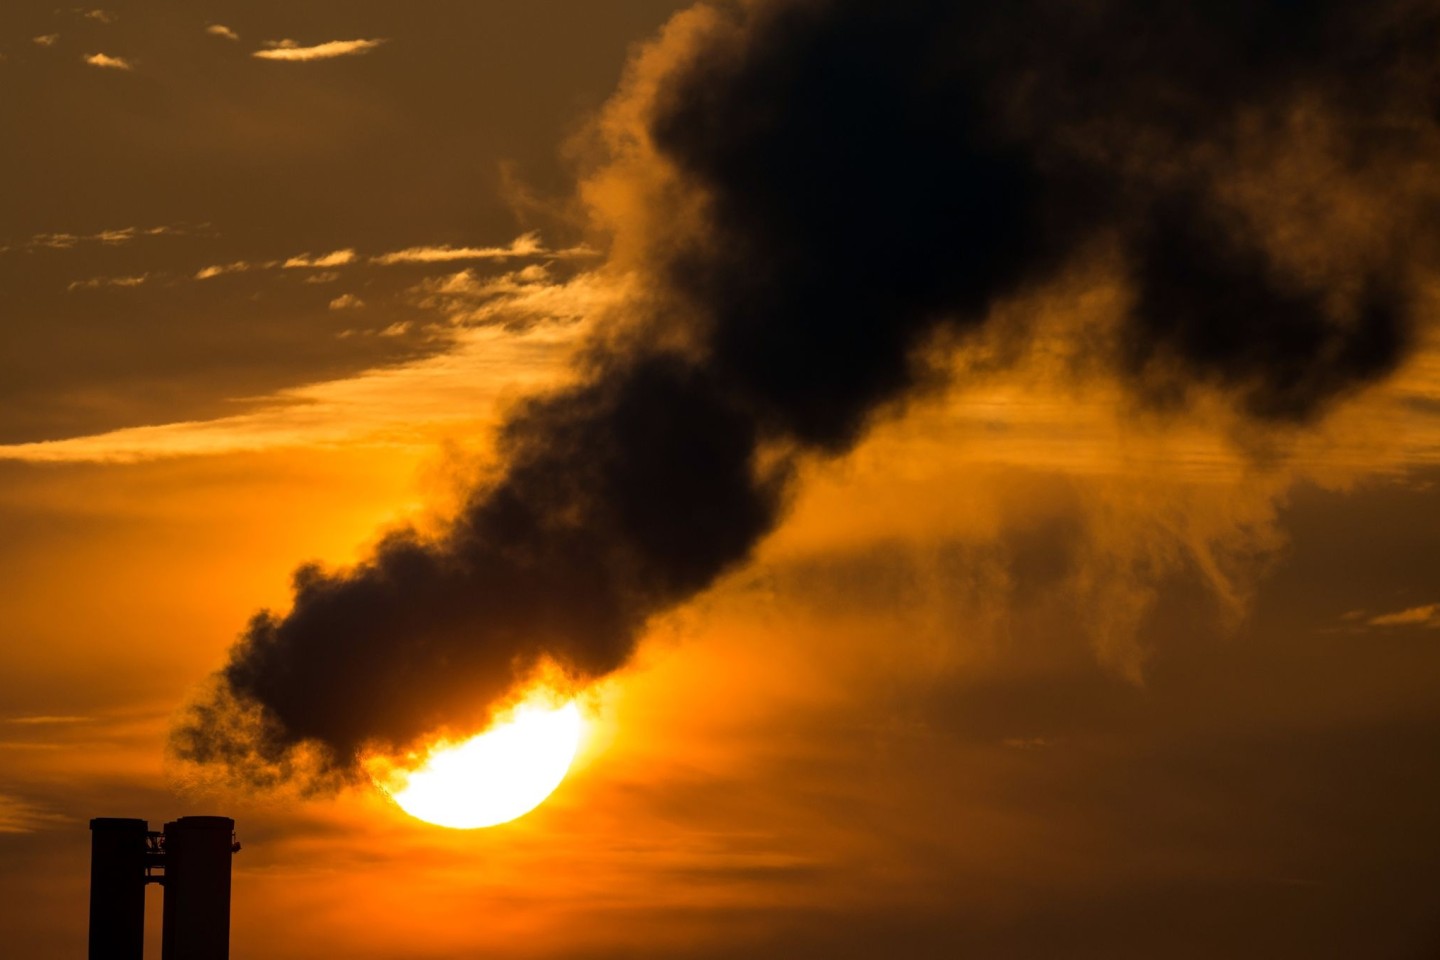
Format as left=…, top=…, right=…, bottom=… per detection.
left=175, top=0, right=1440, bottom=783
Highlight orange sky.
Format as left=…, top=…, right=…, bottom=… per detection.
left=5, top=2, right=1440, bottom=958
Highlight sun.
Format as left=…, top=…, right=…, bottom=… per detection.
left=368, top=695, right=584, bottom=829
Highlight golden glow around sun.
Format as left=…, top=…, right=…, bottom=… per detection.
left=369, top=696, right=584, bottom=829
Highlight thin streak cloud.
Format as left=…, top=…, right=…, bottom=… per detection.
left=252, top=38, right=386, bottom=62
left=0, top=794, right=67, bottom=834
left=32, top=34, right=59, bottom=47
left=2, top=223, right=196, bottom=254
left=194, top=261, right=255, bottom=279
left=5, top=716, right=90, bottom=726
left=284, top=249, right=356, bottom=269
left=67, top=274, right=148, bottom=291
left=205, top=24, right=240, bottom=41
left=1368, top=603, right=1440, bottom=627
left=371, top=232, right=547, bottom=265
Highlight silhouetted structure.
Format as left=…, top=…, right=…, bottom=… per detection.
left=88, top=815, right=240, bottom=960
left=88, top=818, right=148, bottom=960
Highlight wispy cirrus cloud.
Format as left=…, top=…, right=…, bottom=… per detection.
left=0, top=270, right=621, bottom=463
left=5, top=716, right=90, bottom=726
left=252, top=38, right=386, bottom=62
left=371, top=232, right=546, bottom=265
left=82, top=9, right=116, bottom=24
left=1368, top=604, right=1440, bottom=628
left=328, top=294, right=365, bottom=311
left=371, top=231, right=598, bottom=265
left=67, top=274, right=148, bottom=292
left=2, top=224, right=195, bottom=254
left=21, top=234, right=82, bottom=251
left=83, top=52, right=131, bottom=70
left=143, top=233, right=567, bottom=281
left=91, top=226, right=158, bottom=244
left=32, top=34, right=59, bottom=47
left=194, top=260, right=260, bottom=280
left=284, top=249, right=356, bottom=269
left=412, top=264, right=600, bottom=329
left=0, top=793, right=67, bottom=834
left=205, top=24, right=240, bottom=41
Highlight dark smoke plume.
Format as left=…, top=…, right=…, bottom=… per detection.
left=176, top=0, right=1440, bottom=782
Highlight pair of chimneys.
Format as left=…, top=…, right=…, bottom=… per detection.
left=89, top=816, right=240, bottom=960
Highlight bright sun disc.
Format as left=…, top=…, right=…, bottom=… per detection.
left=370, top=698, right=583, bottom=829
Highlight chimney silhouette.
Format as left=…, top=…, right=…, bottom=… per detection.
left=88, top=815, right=240, bottom=960
left=88, top=819, right=147, bottom=960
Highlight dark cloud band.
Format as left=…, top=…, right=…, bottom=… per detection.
left=175, top=0, right=1438, bottom=782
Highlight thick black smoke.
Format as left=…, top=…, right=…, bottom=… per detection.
left=176, top=0, right=1439, bottom=781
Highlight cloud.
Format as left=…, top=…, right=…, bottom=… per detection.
left=0, top=271, right=615, bottom=464
left=194, top=261, right=255, bottom=280
left=82, top=9, right=116, bottom=24
left=196, top=240, right=567, bottom=281
left=21, top=233, right=79, bottom=250
left=0, top=793, right=67, bottom=834
left=328, top=294, right=365, bottom=311
left=32, top=34, right=59, bottom=47
left=15, top=224, right=192, bottom=251
left=82, top=52, right=131, bottom=70
left=205, top=24, right=240, bottom=41
left=1368, top=604, right=1440, bottom=628
left=96, top=227, right=141, bottom=243
left=252, top=38, right=386, bottom=62
left=371, top=232, right=550, bottom=265
left=410, top=263, right=608, bottom=330
left=67, top=274, right=148, bottom=291
left=284, top=249, right=356, bottom=269
left=5, top=715, right=90, bottom=726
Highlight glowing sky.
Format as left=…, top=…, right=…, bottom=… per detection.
left=4, top=2, right=1440, bottom=958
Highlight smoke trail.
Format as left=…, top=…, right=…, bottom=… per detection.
left=176, top=0, right=1438, bottom=782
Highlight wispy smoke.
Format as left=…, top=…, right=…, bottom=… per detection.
left=176, top=0, right=1440, bottom=783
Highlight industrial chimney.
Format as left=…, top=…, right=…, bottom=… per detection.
left=88, top=815, right=240, bottom=960
left=88, top=818, right=148, bottom=960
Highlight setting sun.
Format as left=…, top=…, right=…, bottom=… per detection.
left=369, top=698, right=584, bottom=829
